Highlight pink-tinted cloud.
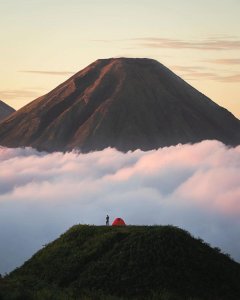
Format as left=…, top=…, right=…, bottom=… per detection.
left=91, top=36, right=240, bottom=51
left=19, top=70, right=75, bottom=76
left=207, top=59, right=240, bottom=65
left=171, top=65, right=240, bottom=82
left=0, top=89, right=42, bottom=100
left=0, top=141, right=240, bottom=274
left=133, top=37, right=240, bottom=51
left=218, top=74, right=240, bottom=82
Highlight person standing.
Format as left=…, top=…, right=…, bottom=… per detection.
left=106, top=214, right=109, bottom=226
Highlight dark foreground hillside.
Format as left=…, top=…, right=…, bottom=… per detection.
left=1, top=225, right=240, bottom=300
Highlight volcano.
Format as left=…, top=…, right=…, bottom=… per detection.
left=0, top=58, right=239, bottom=152
left=0, top=100, right=15, bottom=122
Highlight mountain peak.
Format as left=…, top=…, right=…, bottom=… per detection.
left=0, top=58, right=239, bottom=152
left=0, top=100, right=15, bottom=123
left=94, top=57, right=159, bottom=64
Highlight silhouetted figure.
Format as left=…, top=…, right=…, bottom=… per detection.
left=106, top=215, right=109, bottom=226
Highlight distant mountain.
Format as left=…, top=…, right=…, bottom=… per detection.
left=0, top=100, right=15, bottom=122
left=1, top=225, right=240, bottom=299
left=0, top=58, right=239, bottom=152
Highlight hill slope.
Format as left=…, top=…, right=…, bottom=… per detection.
left=1, top=225, right=240, bottom=300
left=0, top=58, right=239, bottom=152
left=0, top=100, right=15, bottom=122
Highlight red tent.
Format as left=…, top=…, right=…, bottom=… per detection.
left=112, top=217, right=126, bottom=226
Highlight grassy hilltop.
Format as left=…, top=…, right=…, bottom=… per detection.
left=1, top=225, right=240, bottom=300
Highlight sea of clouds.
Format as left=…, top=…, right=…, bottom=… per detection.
left=0, top=140, right=240, bottom=274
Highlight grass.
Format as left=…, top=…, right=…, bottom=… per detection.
left=1, top=225, right=240, bottom=300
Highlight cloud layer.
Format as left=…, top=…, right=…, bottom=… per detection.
left=0, top=141, right=240, bottom=274
left=0, top=89, right=41, bottom=101
left=19, top=70, right=75, bottom=76
left=171, top=65, right=240, bottom=82
left=133, top=37, right=240, bottom=51
left=92, top=36, right=240, bottom=51
left=207, top=59, right=240, bottom=65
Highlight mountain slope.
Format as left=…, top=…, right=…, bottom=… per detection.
left=0, top=58, right=239, bottom=152
left=1, top=225, right=240, bottom=300
left=0, top=100, right=15, bottom=122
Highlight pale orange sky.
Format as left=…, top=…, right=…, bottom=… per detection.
left=0, top=0, right=240, bottom=118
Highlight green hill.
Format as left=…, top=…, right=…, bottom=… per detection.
left=1, top=225, right=240, bottom=300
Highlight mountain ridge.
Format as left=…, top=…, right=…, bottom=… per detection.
left=0, top=100, right=15, bottom=122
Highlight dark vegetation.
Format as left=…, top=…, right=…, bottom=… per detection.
left=1, top=225, right=240, bottom=299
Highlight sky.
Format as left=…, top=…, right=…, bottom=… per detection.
left=0, top=0, right=240, bottom=117
left=0, top=141, right=240, bottom=274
